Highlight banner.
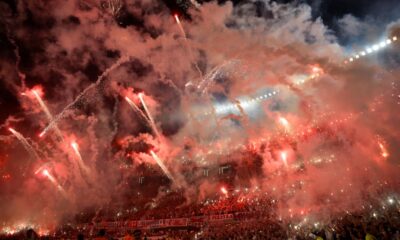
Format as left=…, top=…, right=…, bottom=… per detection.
left=91, top=213, right=235, bottom=231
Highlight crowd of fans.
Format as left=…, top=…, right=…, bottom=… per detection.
left=2, top=191, right=400, bottom=239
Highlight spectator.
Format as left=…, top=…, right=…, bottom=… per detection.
left=26, top=228, right=39, bottom=240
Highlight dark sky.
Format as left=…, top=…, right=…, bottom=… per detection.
left=161, top=0, right=400, bottom=44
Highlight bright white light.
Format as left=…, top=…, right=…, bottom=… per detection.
left=348, top=37, right=395, bottom=63
left=209, top=90, right=278, bottom=116
left=43, top=169, right=50, bottom=177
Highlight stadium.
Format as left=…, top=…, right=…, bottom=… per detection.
left=0, top=0, right=400, bottom=239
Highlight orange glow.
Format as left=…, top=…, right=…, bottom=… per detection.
left=21, top=85, right=45, bottom=98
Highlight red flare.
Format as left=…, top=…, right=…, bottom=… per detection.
left=71, top=141, right=78, bottom=150
left=173, top=14, right=180, bottom=24
left=378, top=142, right=389, bottom=158
left=42, top=169, right=50, bottom=177
left=221, top=187, right=228, bottom=195
left=39, top=131, right=45, bottom=138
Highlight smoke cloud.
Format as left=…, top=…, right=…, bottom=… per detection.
left=0, top=0, right=399, bottom=232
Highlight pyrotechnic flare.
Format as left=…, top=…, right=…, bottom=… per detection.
left=221, top=186, right=228, bottom=196
left=280, top=151, right=288, bottom=167
left=378, top=142, right=389, bottom=158
left=138, top=93, right=161, bottom=139
left=8, top=128, right=40, bottom=161
left=279, top=117, right=290, bottom=131
left=149, top=150, right=175, bottom=183
left=174, top=14, right=187, bottom=39
left=31, top=89, right=64, bottom=141
left=173, top=13, right=203, bottom=80
left=41, top=169, right=66, bottom=196
left=124, top=96, right=149, bottom=122
left=71, top=141, right=90, bottom=174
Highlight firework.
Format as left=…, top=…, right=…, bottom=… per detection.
left=124, top=96, right=150, bottom=122
left=41, top=169, right=66, bottom=196
left=138, top=93, right=161, bottom=139
left=174, top=14, right=187, bottom=39
left=221, top=186, right=228, bottom=195
left=149, top=150, right=175, bottom=183
left=278, top=117, right=290, bottom=132
left=280, top=151, right=288, bottom=167
left=71, top=141, right=90, bottom=174
left=173, top=13, right=203, bottom=80
left=31, top=89, right=64, bottom=141
left=378, top=142, right=389, bottom=158
left=8, top=128, right=40, bottom=161
left=197, top=60, right=239, bottom=95
left=40, top=56, right=130, bottom=137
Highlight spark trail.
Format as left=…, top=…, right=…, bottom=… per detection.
left=280, top=151, right=288, bottom=167
left=8, top=128, right=40, bottom=161
left=150, top=150, right=175, bottom=183
left=124, top=96, right=149, bottom=122
left=174, top=14, right=187, bottom=39
left=42, top=169, right=67, bottom=197
left=198, top=60, right=239, bottom=95
left=278, top=117, right=290, bottom=132
left=31, top=90, right=64, bottom=141
left=40, top=56, right=130, bottom=137
left=378, top=142, right=389, bottom=158
left=71, top=141, right=90, bottom=174
left=138, top=93, right=161, bottom=139
left=174, top=14, right=203, bottom=80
